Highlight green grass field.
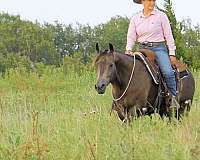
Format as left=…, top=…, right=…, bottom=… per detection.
left=0, top=67, right=200, bottom=160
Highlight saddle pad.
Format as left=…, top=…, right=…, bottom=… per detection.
left=179, top=70, right=189, bottom=79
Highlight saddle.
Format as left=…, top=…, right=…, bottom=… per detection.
left=139, top=49, right=188, bottom=73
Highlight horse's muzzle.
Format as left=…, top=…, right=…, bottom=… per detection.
left=95, top=81, right=106, bottom=94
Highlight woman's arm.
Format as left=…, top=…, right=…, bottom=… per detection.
left=160, top=13, right=176, bottom=56
left=126, top=17, right=137, bottom=53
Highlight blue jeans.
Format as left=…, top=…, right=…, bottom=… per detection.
left=144, top=44, right=177, bottom=96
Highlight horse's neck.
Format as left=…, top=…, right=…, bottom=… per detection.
left=111, top=53, right=137, bottom=92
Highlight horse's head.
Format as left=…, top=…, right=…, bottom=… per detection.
left=94, top=43, right=117, bottom=94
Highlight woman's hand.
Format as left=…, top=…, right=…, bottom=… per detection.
left=170, top=55, right=177, bottom=65
left=125, top=50, right=134, bottom=55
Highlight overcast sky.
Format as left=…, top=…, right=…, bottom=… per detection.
left=0, top=0, right=199, bottom=26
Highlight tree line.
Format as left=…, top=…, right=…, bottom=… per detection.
left=0, top=0, right=199, bottom=74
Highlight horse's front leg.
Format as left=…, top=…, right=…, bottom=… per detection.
left=111, top=101, right=126, bottom=122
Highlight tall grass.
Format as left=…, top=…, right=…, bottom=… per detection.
left=0, top=67, right=200, bottom=160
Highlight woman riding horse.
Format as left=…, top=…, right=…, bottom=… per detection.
left=126, top=0, right=178, bottom=107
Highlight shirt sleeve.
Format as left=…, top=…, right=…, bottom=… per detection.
left=126, top=17, right=137, bottom=51
left=160, top=12, right=176, bottom=56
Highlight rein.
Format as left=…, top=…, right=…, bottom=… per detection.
left=112, top=54, right=136, bottom=102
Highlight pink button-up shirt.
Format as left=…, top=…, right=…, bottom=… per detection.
left=126, top=9, right=176, bottom=56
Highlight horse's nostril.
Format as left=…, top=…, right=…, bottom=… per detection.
left=101, top=84, right=105, bottom=89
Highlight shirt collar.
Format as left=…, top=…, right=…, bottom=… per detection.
left=139, top=9, right=157, bottom=18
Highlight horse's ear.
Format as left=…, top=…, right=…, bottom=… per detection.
left=109, top=43, right=114, bottom=53
left=96, top=43, right=100, bottom=54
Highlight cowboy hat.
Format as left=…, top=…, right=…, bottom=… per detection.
left=133, top=0, right=142, bottom=4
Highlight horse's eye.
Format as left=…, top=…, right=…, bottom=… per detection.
left=109, top=64, right=113, bottom=68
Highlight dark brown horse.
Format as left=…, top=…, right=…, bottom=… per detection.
left=94, top=43, right=195, bottom=122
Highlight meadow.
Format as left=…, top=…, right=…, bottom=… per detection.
left=0, top=66, right=200, bottom=160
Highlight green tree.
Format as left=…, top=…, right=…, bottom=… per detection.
left=93, top=16, right=129, bottom=53
left=157, top=0, right=187, bottom=60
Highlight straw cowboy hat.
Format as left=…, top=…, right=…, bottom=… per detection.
left=133, top=0, right=142, bottom=4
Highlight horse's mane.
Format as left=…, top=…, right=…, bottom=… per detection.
left=114, top=52, right=142, bottom=62
left=93, top=50, right=142, bottom=66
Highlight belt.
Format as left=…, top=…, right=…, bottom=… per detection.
left=139, top=41, right=166, bottom=48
